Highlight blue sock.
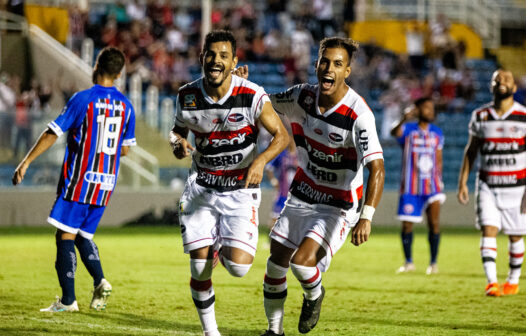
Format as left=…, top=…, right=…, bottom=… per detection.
left=55, top=239, right=76, bottom=305
left=428, top=232, right=440, bottom=264
left=401, top=232, right=413, bottom=263
left=75, top=235, right=104, bottom=287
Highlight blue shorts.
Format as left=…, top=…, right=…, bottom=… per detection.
left=47, top=196, right=106, bottom=239
left=272, top=196, right=287, bottom=218
left=397, top=193, right=446, bottom=223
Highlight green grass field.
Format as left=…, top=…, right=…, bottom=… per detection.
left=1, top=226, right=525, bottom=336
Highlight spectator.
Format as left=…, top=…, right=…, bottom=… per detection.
left=67, top=4, right=88, bottom=56
left=0, top=73, right=16, bottom=148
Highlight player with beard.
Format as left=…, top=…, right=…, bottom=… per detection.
left=237, top=37, right=385, bottom=335
left=170, top=30, right=288, bottom=336
left=458, top=69, right=526, bottom=296
left=391, top=97, right=445, bottom=275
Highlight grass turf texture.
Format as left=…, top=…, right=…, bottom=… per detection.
left=0, top=226, right=525, bottom=336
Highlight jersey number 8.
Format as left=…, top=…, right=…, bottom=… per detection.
left=96, top=115, right=122, bottom=155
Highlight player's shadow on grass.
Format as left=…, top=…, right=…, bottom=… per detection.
left=85, top=312, right=262, bottom=336
left=361, top=316, right=526, bottom=334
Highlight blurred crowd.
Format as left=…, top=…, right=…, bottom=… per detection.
left=0, top=72, right=55, bottom=160
left=69, top=0, right=352, bottom=94
left=350, top=15, right=482, bottom=140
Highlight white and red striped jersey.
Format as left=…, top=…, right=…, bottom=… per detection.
left=469, top=101, right=526, bottom=208
left=174, top=75, right=270, bottom=191
left=270, top=84, right=383, bottom=211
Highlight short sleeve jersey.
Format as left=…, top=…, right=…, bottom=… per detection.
left=48, top=85, right=136, bottom=206
left=397, top=122, right=444, bottom=196
left=270, top=84, right=383, bottom=211
left=468, top=101, right=526, bottom=208
left=173, top=75, right=270, bottom=191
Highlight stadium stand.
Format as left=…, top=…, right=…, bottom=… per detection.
left=1, top=0, right=525, bottom=194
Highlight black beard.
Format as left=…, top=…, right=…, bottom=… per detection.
left=205, top=77, right=223, bottom=88
left=494, top=89, right=514, bottom=100
left=419, top=116, right=434, bottom=123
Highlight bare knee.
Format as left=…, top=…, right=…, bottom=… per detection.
left=427, top=220, right=440, bottom=234
left=56, top=229, right=76, bottom=242
left=402, top=222, right=413, bottom=233
left=221, top=247, right=253, bottom=277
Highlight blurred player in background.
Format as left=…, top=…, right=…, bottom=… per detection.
left=391, top=97, right=445, bottom=275
left=237, top=37, right=385, bottom=336
left=170, top=30, right=288, bottom=336
left=12, top=47, right=136, bottom=312
left=265, top=139, right=298, bottom=228
left=458, top=69, right=526, bottom=296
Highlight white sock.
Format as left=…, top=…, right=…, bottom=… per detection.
left=480, top=237, right=498, bottom=284
left=507, top=239, right=524, bottom=285
left=222, top=258, right=252, bottom=278
left=290, top=263, right=322, bottom=300
left=190, top=259, right=218, bottom=334
left=263, top=259, right=288, bottom=335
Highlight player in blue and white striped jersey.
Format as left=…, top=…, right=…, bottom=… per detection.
left=12, top=47, right=136, bottom=312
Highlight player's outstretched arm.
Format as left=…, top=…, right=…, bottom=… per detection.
left=12, top=128, right=58, bottom=185
left=351, top=159, right=385, bottom=246
left=170, top=125, right=194, bottom=160
left=245, top=102, right=289, bottom=188
left=457, top=134, right=481, bottom=205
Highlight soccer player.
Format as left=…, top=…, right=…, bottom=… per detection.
left=238, top=37, right=384, bottom=335
left=391, top=97, right=445, bottom=275
left=265, top=140, right=298, bottom=227
left=12, top=47, right=136, bottom=312
left=170, top=30, right=288, bottom=336
left=458, top=69, right=526, bottom=296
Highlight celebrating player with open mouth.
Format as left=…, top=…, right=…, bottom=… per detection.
left=238, top=36, right=385, bottom=335
left=170, top=30, right=288, bottom=336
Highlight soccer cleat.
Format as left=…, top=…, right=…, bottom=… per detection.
left=396, top=262, right=416, bottom=274
left=260, top=331, right=285, bottom=336
left=298, top=286, right=325, bottom=334
left=40, top=296, right=79, bottom=312
left=502, top=282, right=519, bottom=295
left=485, top=282, right=500, bottom=297
left=425, top=264, right=439, bottom=275
left=90, top=278, right=112, bottom=311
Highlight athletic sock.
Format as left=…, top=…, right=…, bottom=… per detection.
left=55, top=239, right=77, bottom=305
left=263, top=259, right=288, bottom=335
left=480, top=237, right=498, bottom=284
left=428, top=232, right=440, bottom=264
left=401, top=231, right=413, bottom=263
left=75, top=235, right=104, bottom=287
left=507, top=238, right=524, bottom=285
left=290, top=263, right=322, bottom=300
left=189, top=259, right=218, bottom=335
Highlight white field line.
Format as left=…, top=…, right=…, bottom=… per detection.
left=3, top=316, right=200, bottom=336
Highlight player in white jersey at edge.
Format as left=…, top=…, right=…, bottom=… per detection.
left=238, top=37, right=385, bottom=335
left=458, top=69, right=526, bottom=297
left=170, top=30, right=288, bottom=336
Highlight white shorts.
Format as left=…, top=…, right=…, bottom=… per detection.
left=476, top=186, right=526, bottom=235
left=179, top=175, right=261, bottom=256
left=270, top=195, right=359, bottom=272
